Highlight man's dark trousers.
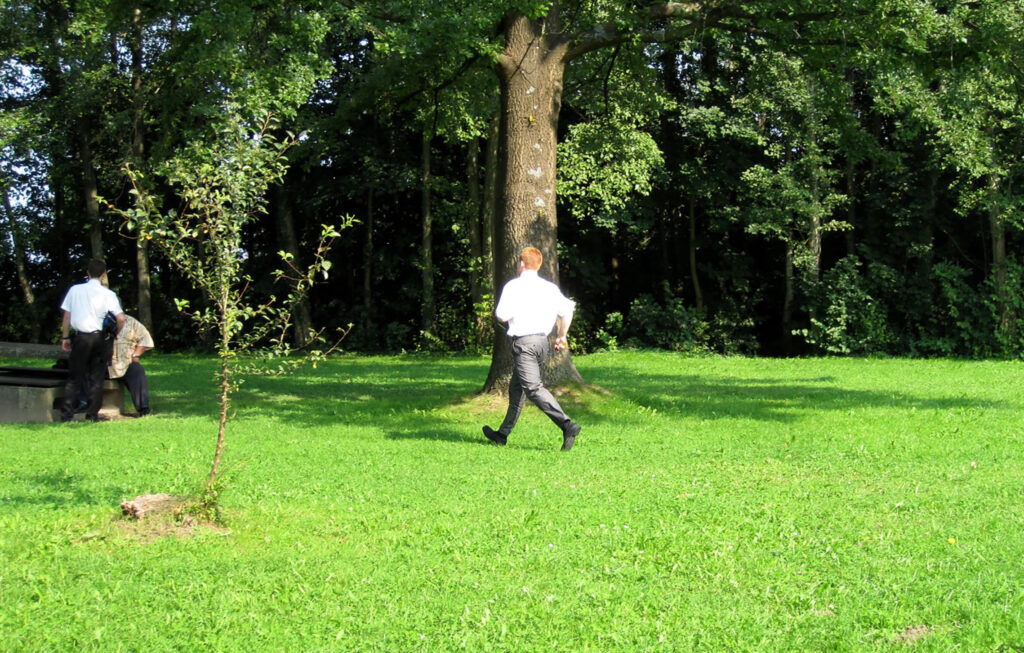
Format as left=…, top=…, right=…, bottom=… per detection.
left=61, top=332, right=106, bottom=421
left=118, top=362, right=150, bottom=414
left=497, top=335, right=571, bottom=436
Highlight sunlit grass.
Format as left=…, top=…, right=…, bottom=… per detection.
left=1, top=352, right=1022, bottom=650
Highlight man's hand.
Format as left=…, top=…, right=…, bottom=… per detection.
left=61, top=338, right=72, bottom=353
left=554, top=336, right=568, bottom=351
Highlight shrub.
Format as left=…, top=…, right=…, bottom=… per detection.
left=625, top=283, right=708, bottom=352
left=799, top=256, right=894, bottom=355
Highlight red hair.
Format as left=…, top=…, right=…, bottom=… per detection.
left=520, top=247, right=543, bottom=270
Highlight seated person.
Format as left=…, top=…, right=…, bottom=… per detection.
left=108, top=314, right=155, bottom=416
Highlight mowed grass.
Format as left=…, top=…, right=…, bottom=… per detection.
left=1, top=351, right=1022, bottom=651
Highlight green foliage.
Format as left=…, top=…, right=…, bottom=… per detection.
left=595, top=311, right=623, bottom=352
left=626, top=282, right=708, bottom=352
left=985, top=258, right=1024, bottom=358
left=558, top=121, right=664, bottom=229
left=915, top=262, right=994, bottom=358
left=798, top=257, right=894, bottom=355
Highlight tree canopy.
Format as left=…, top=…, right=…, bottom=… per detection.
left=3, top=0, right=1024, bottom=366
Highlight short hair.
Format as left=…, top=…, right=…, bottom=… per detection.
left=87, top=259, right=106, bottom=279
left=520, top=247, right=543, bottom=271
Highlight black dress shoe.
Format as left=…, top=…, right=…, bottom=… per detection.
left=561, top=422, right=581, bottom=451
left=482, top=425, right=507, bottom=446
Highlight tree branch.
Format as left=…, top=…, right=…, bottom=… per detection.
left=566, top=3, right=865, bottom=62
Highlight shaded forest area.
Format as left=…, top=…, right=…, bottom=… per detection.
left=3, top=1, right=1023, bottom=359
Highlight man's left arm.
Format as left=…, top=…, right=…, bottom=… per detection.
left=554, top=295, right=575, bottom=351
left=60, top=311, right=72, bottom=352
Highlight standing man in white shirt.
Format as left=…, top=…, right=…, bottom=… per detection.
left=59, top=259, right=125, bottom=422
left=483, top=246, right=582, bottom=451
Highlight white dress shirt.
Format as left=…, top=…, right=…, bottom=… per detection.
left=60, top=278, right=124, bottom=333
left=495, top=269, right=575, bottom=337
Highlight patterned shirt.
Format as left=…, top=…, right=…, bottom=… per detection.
left=109, top=315, right=155, bottom=379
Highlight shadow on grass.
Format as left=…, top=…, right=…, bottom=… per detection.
left=135, top=354, right=1008, bottom=436
left=583, top=362, right=1007, bottom=424
left=3, top=469, right=131, bottom=509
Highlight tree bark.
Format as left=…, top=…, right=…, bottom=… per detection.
left=1, top=178, right=39, bottom=341
left=845, top=160, right=856, bottom=257
left=131, top=6, right=153, bottom=329
left=989, top=174, right=1010, bottom=334
left=782, top=241, right=795, bottom=356
left=482, top=112, right=500, bottom=298
left=688, top=195, right=703, bottom=311
left=483, top=10, right=583, bottom=393
left=363, top=187, right=375, bottom=337
left=420, top=129, right=436, bottom=335
left=272, top=184, right=312, bottom=346
left=78, top=121, right=104, bottom=260
left=467, top=137, right=484, bottom=307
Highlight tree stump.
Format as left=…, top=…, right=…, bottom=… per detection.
left=120, top=493, right=186, bottom=519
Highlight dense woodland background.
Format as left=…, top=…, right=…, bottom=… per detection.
left=2, top=1, right=1023, bottom=360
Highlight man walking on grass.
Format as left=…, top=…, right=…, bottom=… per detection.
left=483, top=246, right=582, bottom=451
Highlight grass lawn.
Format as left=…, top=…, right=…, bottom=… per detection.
left=1, top=351, right=1022, bottom=651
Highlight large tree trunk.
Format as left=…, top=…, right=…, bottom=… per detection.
left=483, top=11, right=583, bottom=394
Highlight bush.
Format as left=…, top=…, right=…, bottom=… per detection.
left=799, top=256, right=894, bottom=355
left=625, top=283, right=708, bottom=352
left=913, top=261, right=993, bottom=357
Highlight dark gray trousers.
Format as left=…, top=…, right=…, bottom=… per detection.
left=498, top=335, right=572, bottom=436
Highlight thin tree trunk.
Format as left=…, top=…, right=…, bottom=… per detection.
left=989, top=174, right=1009, bottom=334
left=209, top=352, right=230, bottom=489
left=1, top=179, right=39, bottom=341
left=131, top=6, right=153, bottom=329
left=53, top=171, right=69, bottom=282
left=421, top=129, right=435, bottom=335
left=483, top=11, right=583, bottom=393
left=688, top=195, right=703, bottom=311
left=483, top=112, right=499, bottom=298
left=273, top=184, right=312, bottom=346
left=79, top=122, right=103, bottom=259
left=782, top=241, right=795, bottom=356
left=209, top=292, right=231, bottom=490
left=467, top=138, right=483, bottom=307
left=467, top=137, right=489, bottom=348
left=363, top=187, right=374, bottom=337
left=845, top=161, right=856, bottom=257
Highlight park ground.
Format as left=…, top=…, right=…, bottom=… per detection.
left=1, top=351, right=1022, bottom=651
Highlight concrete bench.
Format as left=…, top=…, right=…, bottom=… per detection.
left=0, top=342, right=125, bottom=422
